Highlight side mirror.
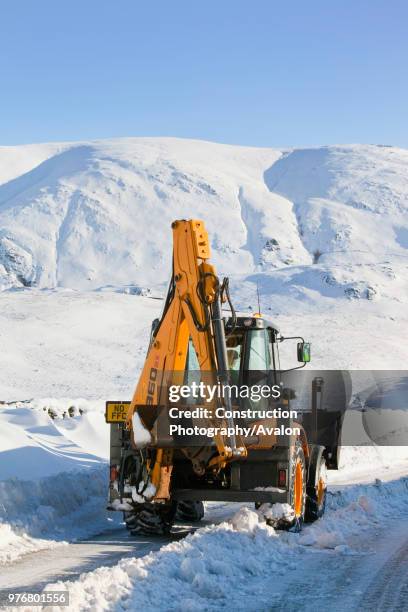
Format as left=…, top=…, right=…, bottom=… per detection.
left=297, top=342, right=311, bottom=363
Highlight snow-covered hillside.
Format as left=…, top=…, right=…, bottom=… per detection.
left=0, top=138, right=277, bottom=290
left=0, top=138, right=407, bottom=304
left=0, top=138, right=407, bottom=401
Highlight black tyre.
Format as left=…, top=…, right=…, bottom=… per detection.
left=124, top=511, right=138, bottom=531
left=286, top=439, right=307, bottom=532
left=305, top=448, right=327, bottom=522
left=126, top=502, right=177, bottom=536
left=176, top=500, right=205, bottom=523
left=260, top=439, right=306, bottom=532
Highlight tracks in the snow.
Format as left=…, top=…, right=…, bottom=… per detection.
left=0, top=526, right=192, bottom=593
left=359, top=538, right=408, bottom=611
left=0, top=504, right=232, bottom=593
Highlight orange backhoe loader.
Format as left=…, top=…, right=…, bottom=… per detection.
left=106, top=219, right=344, bottom=534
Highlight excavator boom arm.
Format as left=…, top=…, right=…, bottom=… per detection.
left=126, top=220, right=246, bottom=497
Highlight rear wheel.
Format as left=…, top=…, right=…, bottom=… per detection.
left=124, top=511, right=135, bottom=530
left=259, top=440, right=306, bottom=531
left=176, top=500, right=204, bottom=523
left=305, top=449, right=327, bottom=522
left=125, top=502, right=177, bottom=536
left=286, top=439, right=306, bottom=531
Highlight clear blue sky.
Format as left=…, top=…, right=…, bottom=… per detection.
left=0, top=0, right=407, bottom=147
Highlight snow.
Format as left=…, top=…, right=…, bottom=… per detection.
left=256, top=502, right=295, bottom=526
left=0, top=523, right=63, bottom=567
left=0, top=400, right=107, bottom=480
left=0, top=138, right=407, bottom=300
left=132, top=412, right=152, bottom=448
left=0, top=137, right=407, bottom=601
left=0, top=138, right=280, bottom=291
left=0, top=290, right=158, bottom=400
left=0, top=399, right=112, bottom=564
left=32, top=475, right=408, bottom=612
left=0, top=138, right=406, bottom=401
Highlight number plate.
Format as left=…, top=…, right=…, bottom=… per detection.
left=105, top=401, right=131, bottom=423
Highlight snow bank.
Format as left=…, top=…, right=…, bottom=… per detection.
left=0, top=466, right=108, bottom=537
left=0, top=465, right=110, bottom=566
left=0, top=400, right=111, bottom=564
left=0, top=523, right=63, bottom=566
left=39, top=475, right=408, bottom=612
left=300, top=476, right=408, bottom=551
left=0, top=400, right=107, bottom=481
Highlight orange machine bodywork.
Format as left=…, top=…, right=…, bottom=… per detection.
left=126, top=219, right=245, bottom=499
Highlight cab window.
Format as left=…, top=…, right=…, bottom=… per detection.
left=247, top=329, right=270, bottom=371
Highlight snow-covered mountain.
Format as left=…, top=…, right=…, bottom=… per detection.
left=1, top=138, right=407, bottom=306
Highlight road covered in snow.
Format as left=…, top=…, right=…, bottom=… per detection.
left=1, top=455, right=407, bottom=611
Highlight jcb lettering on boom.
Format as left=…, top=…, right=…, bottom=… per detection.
left=146, top=367, right=158, bottom=405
